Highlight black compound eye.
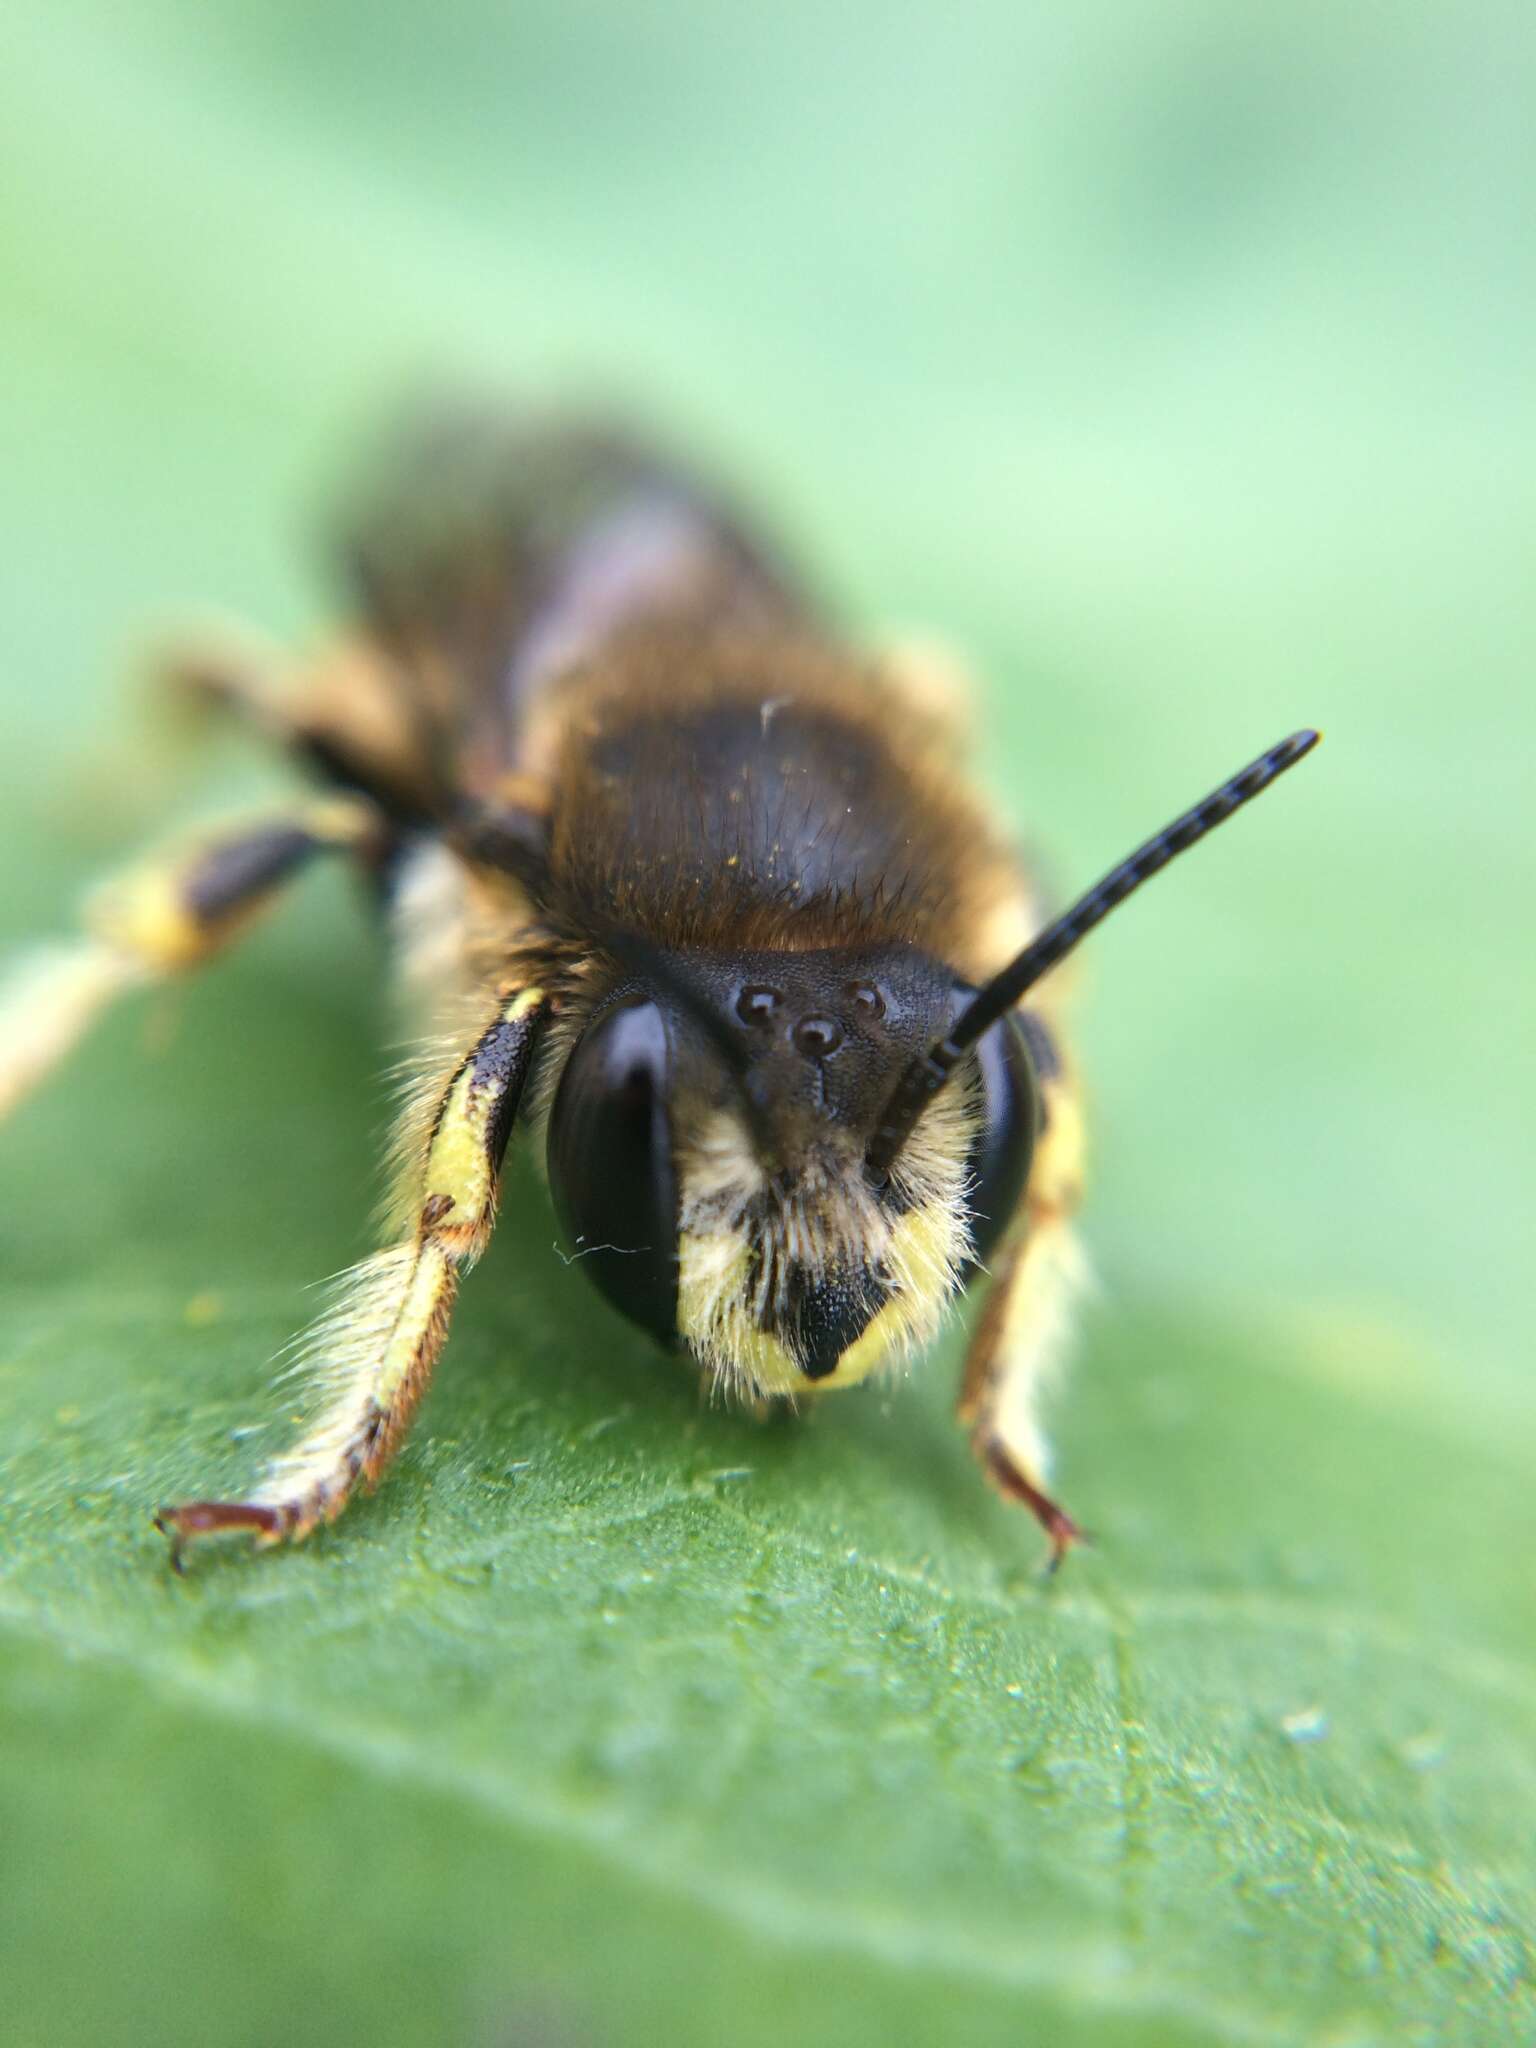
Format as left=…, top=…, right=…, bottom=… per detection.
left=963, top=1015, right=1039, bottom=1275
left=547, top=996, right=679, bottom=1345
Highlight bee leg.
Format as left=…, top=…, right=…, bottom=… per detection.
left=150, top=621, right=290, bottom=727
left=0, top=797, right=385, bottom=1121
left=156, top=981, right=550, bottom=1561
left=154, top=628, right=442, bottom=824
left=959, top=1039, right=1089, bottom=1569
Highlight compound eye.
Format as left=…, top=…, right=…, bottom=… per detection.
left=964, top=1015, right=1039, bottom=1274
left=547, top=996, right=679, bottom=1345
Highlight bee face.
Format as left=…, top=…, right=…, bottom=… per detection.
left=546, top=944, right=1040, bottom=1397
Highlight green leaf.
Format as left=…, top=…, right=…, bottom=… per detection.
left=2, top=8, right=1533, bottom=2045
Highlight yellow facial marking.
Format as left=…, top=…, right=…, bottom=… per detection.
left=884, top=1199, right=962, bottom=1310
left=677, top=1196, right=962, bottom=1397
left=817, top=1295, right=908, bottom=1386
left=678, top=1227, right=801, bottom=1396
left=810, top=1202, right=959, bottom=1388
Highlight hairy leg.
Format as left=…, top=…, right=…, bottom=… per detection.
left=0, top=797, right=382, bottom=1119
left=155, top=627, right=443, bottom=822
left=959, top=1009, right=1089, bottom=1569
left=156, top=979, right=549, bottom=1562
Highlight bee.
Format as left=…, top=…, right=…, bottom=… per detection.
left=0, top=404, right=1318, bottom=1569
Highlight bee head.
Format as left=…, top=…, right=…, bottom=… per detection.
left=544, top=728, right=1320, bottom=1395
left=545, top=943, right=1038, bottom=1397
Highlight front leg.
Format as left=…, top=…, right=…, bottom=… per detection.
left=960, top=1215, right=1088, bottom=1568
left=959, top=1010, right=1089, bottom=1569
left=157, top=980, right=549, bottom=1562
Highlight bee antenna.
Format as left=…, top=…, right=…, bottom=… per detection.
left=865, top=729, right=1322, bottom=1179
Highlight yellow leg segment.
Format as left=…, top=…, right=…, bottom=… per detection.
left=959, top=1020, right=1090, bottom=1568
left=0, top=941, right=151, bottom=1122
left=0, top=797, right=381, bottom=1121
left=156, top=984, right=548, bottom=1561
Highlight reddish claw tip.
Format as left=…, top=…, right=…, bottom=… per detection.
left=978, top=1436, right=1087, bottom=1576
left=153, top=1511, right=187, bottom=1575
left=1041, top=1510, right=1089, bottom=1576
left=154, top=1499, right=283, bottom=1571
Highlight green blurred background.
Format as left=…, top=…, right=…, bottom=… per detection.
left=1, top=5, right=1533, bottom=2045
